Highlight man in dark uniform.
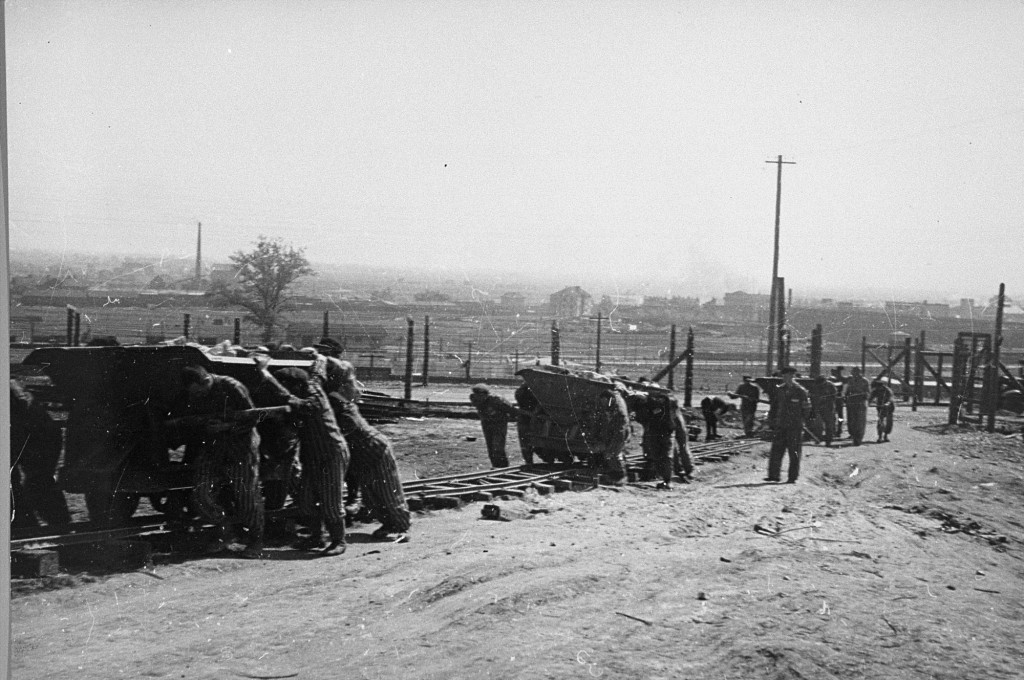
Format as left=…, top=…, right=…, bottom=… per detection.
left=843, top=367, right=872, bottom=446
left=10, top=379, right=72, bottom=529
left=469, top=384, right=523, bottom=468
left=808, top=374, right=838, bottom=446
left=628, top=391, right=694, bottom=489
left=513, top=383, right=540, bottom=468
left=728, top=376, right=761, bottom=436
left=870, top=379, right=896, bottom=442
left=700, top=395, right=732, bottom=441
left=766, top=366, right=810, bottom=483
left=831, top=366, right=848, bottom=438
left=173, top=365, right=265, bottom=558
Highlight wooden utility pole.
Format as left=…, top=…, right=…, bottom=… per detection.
left=775, top=276, right=786, bottom=372
left=987, top=283, right=1006, bottom=432
left=422, top=315, right=430, bottom=386
left=765, top=155, right=795, bottom=376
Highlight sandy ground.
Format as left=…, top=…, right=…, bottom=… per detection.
left=10, top=404, right=1024, bottom=680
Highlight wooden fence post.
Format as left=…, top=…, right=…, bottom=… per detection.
left=422, top=315, right=430, bottom=387
left=684, top=327, right=694, bottom=408
left=668, top=324, right=677, bottom=390
left=66, top=306, right=75, bottom=346
left=903, top=337, right=912, bottom=401
left=810, top=324, right=822, bottom=378
left=550, top=321, right=560, bottom=367
left=404, top=317, right=414, bottom=401
left=987, top=283, right=1006, bottom=433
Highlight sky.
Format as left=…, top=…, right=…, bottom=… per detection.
left=5, top=0, right=1024, bottom=303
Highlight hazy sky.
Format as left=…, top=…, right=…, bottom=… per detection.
left=6, top=1, right=1024, bottom=302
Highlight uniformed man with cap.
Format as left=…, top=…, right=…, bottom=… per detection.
left=766, top=366, right=810, bottom=483
left=808, top=374, right=838, bottom=446
left=728, top=375, right=761, bottom=436
left=831, top=366, right=848, bottom=438
left=469, top=384, right=523, bottom=468
left=842, top=367, right=871, bottom=446
left=870, top=379, right=896, bottom=442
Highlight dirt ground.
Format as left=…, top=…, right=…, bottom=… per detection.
left=9, top=400, right=1024, bottom=680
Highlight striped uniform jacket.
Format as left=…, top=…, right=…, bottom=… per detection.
left=177, top=375, right=264, bottom=540
left=249, top=372, right=301, bottom=483
left=328, top=394, right=411, bottom=533
left=292, top=378, right=350, bottom=534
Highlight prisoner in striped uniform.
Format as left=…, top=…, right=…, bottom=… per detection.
left=248, top=363, right=305, bottom=537
left=174, top=365, right=264, bottom=558
left=328, top=393, right=411, bottom=542
left=273, top=367, right=349, bottom=556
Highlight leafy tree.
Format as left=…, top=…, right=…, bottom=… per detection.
left=212, top=236, right=315, bottom=343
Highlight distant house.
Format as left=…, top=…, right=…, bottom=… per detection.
left=549, top=286, right=593, bottom=318
left=722, top=291, right=770, bottom=309
left=414, top=290, right=452, bottom=303
left=722, top=290, right=770, bottom=321
left=209, top=264, right=240, bottom=285
left=500, top=292, right=527, bottom=312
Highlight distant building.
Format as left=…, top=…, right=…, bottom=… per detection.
left=549, top=286, right=593, bottom=318
left=608, top=292, right=645, bottom=307
left=722, top=291, right=770, bottom=309
left=414, top=290, right=452, bottom=303
left=500, top=292, right=527, bottom=312
left=209, top=264, right=241, bottom=285
left=722, top=290, right=770, bottom=321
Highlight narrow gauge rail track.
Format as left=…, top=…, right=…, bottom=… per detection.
left=12, top=438, right=763, bottom=551
left=623, top=436, right=762, bottom=469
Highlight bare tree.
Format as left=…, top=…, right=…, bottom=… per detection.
left=212, top=236, right=315, bottom=343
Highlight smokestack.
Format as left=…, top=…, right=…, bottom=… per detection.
left=195, top=221, right=202, bottom=283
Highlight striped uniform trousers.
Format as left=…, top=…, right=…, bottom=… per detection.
left=192, top=429, right=264, bottom=541
left=296, top=382, right=350, bottom=541
left=186, top=376, right=264, bottom=542
left=348, top=431, right=411, bottom=532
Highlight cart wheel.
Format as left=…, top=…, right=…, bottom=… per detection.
left=536, top=449, right=558, bottom=464
left=149, top=490, right=193, bottom=520
left=85, top=490, right=140, bottom=528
